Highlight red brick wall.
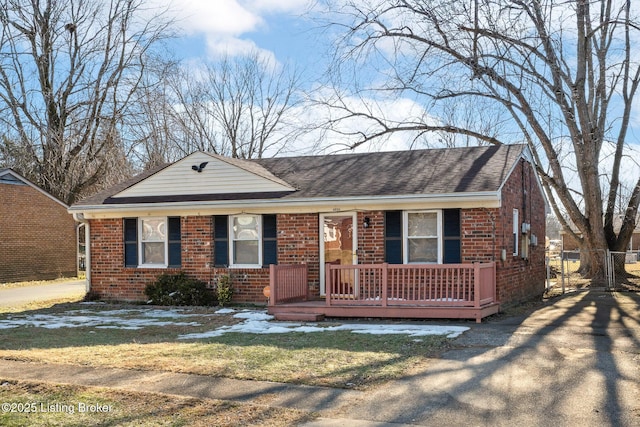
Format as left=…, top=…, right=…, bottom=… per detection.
left=90, top=218, right=163, bottom=301
left=88, top=160, right=545, bottom=306
left=357, top=211, right=385, bottom=264
left=276, top=213, right=320, bottom=296
left=461, top=159, right=546, bottom=305
left=461, top=208, right=501, bottom=263
left=0, top=182, right=76, bottom=282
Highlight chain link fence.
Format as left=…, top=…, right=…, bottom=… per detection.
left=546, top=249, right=640, bottom=292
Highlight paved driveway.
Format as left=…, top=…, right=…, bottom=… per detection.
left=310, top=290, right=640, bottom=426
left=0, top=279, right=86, bottom=307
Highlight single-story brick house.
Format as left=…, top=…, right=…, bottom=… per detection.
left=69, top=144, right=546, bottom=321
left=0, top=168, right=77, bottom=282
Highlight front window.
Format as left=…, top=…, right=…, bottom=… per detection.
left=404, top=211, right=441, bottom=263
left=230, top=215, right=261, bottom=267
left=140, top=217, right=167, bottom=266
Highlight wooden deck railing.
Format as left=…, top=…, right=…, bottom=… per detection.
left=325, top=262, right=496, bottom=308
left=269, top=263, right=308, bottom=305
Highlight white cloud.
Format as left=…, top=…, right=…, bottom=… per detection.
left=152, top=0, right=313, bottom=59
left=248, top=0, right=312, bottom=14
left=203, top=36, right=278, bottom=62
left=164, top=0, right=262, bottom=37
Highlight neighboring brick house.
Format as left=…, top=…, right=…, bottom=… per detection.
left=0, top=169, right=77, bottom=282
left=69, top=144, right=546, bottom=318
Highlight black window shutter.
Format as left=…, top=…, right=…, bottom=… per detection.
left=168, top=217, right=181, bottom=267
left=123, top=218, right=138, bottom=267
left=443, top=209, right=461, bottom=264
left=214, top=215, right=229, bottom=267
left=262, top=214, right=277, bottom=267
left=384, top=211, right=403, bottom=264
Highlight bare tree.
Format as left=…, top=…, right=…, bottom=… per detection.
left=323, top=0, right=640, bottom=277
left=127, top=57, right=183, bottom=169
left=0, top=0, right=173, bottom=204
left=312, top=69, right=507, bottom=151
left=130, top=51, right=305, bottom=164
left=170, top=51, right=305, bottom=159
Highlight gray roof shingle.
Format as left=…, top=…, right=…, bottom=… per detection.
left=255, top=144, right=525, bottom=198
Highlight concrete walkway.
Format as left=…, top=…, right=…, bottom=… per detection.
left=0, top=290, right=638, bottom=426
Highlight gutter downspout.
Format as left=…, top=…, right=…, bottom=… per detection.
left=72, top=213, right=90, bottom=293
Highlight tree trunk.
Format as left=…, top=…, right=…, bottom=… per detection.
left=579, top=238, right=629, bottom=286
left=577, top=246, right=604, bottom=279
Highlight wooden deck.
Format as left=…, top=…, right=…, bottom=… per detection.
left=267, top=262, right=500, bottom=323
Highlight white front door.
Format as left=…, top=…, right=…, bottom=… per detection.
left=320, top=213, right=357, bottom=295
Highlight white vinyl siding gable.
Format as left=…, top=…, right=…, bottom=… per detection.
left=113, top=152, right=294, bottom=198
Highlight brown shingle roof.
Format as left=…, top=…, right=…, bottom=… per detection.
left=73, top=144, right=526, bottom=206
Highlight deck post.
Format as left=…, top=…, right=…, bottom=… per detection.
left=382, top=263, right=388, bottom=307
left=474, top=262, right=480, bottom=308
left=325, top=264, right=332, bottom=307
left=492, top=261, right=497, bottom=302
left=302, top=262, right=309, bottom=301
left=269, top=264, right=276, bottom=306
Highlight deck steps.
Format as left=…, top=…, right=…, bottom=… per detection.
left=273, top=312, right=325, bottom=322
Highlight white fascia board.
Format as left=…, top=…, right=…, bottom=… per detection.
left=68, top=191, right=501, bottom=219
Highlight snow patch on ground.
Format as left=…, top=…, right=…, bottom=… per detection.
left=178, top=310, right=469, bottom=339
left=0, top=307, right=469, bottom=339
left=0, top=307, right=203, bottom=330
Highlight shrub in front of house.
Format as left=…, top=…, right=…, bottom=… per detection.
left=216, top=274, right=233, bottom=307
left=145, top=272, right=216, bottom=306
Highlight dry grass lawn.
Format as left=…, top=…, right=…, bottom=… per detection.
left=0, top=304, right=449, bottom=389
left=0, top=380, right=315, bottom=426
left=0, top=301, right=453, bottom=425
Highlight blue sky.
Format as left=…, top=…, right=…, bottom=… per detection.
left=146, top=0, right=640, bottom=186
left=146, top=0, right=422, bottom=153
left=159, top=0, right=322, bottom=69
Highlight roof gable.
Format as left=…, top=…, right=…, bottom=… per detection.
left=112, top=151, right=295, bottom=199
left=0, top=168, right=69, bottom=208
left=0, top=169, right=27, bottom=186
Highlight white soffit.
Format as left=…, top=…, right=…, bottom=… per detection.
left=113, top=152, right=295, bottom=198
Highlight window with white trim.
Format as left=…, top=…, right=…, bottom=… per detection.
left=124, top=217, right=181, bottom=268
left=404, top=211, right=442, bottom=263
left=140, top=217, right=167, bottom=266
left=230, top=214, right=262, bottom=267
